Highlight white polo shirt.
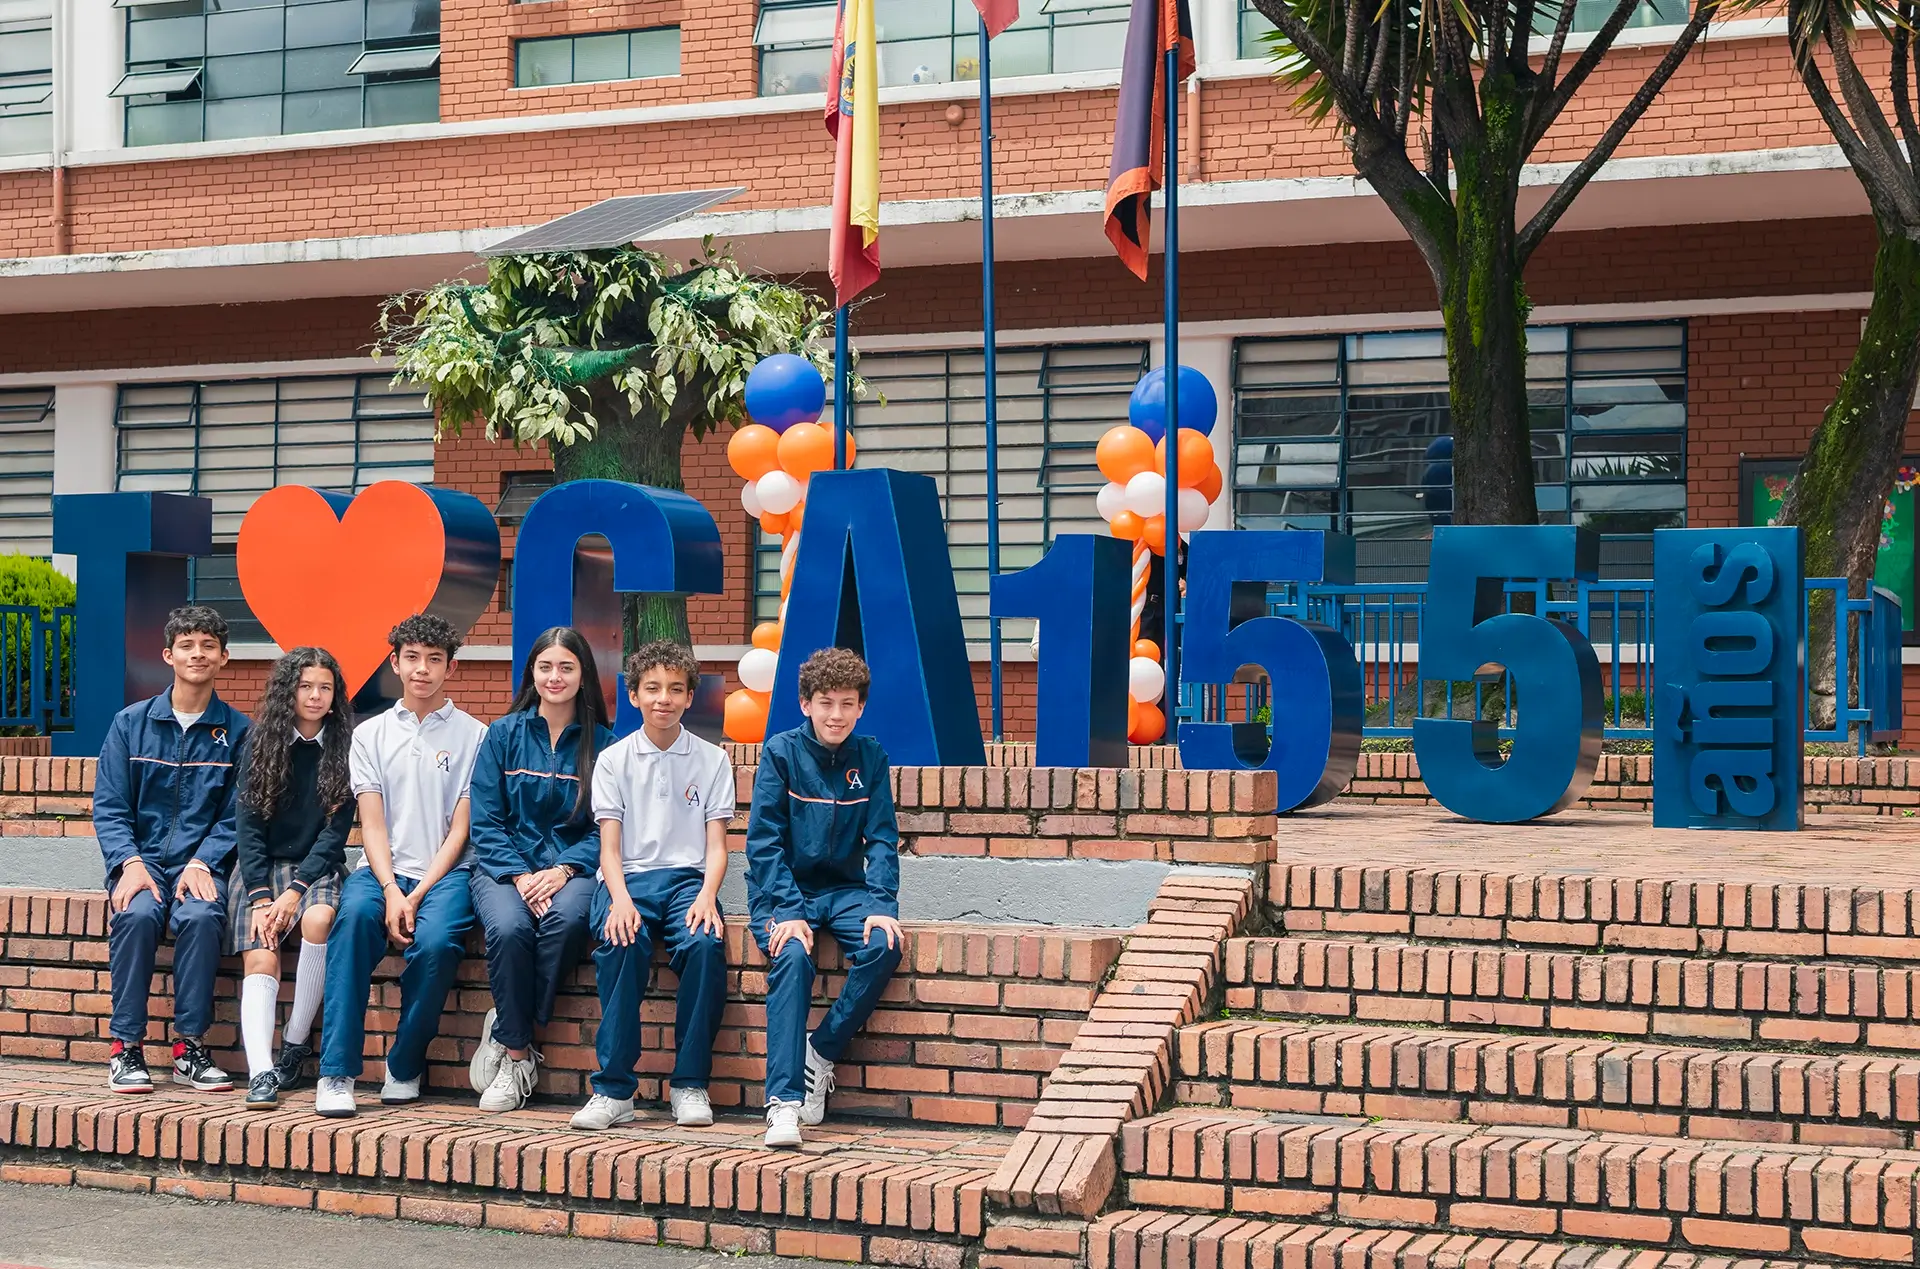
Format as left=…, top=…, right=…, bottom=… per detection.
left=349, top=698, right=488, bottom=880
left=591, top=724, right=735, bottom=874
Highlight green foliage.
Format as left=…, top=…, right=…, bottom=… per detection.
left=0, top=555, right=75, bottom=621
left=376, top=239, right=845, bottom=450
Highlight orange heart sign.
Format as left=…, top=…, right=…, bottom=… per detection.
left=237, top=482, right=454, bottom=695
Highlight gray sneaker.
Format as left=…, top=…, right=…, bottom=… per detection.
left=764, top=1101, right=803, bottom=1148
left=570, top=1094, right=636, bottom=1131
left=800, top=1041, right=835, bottom=1126
left=468, top=1007, right=507, bottom=1095
left=670, top=1086, right=713, bottom=1127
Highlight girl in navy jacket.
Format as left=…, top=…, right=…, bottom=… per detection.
left=466, top=626, right=614, bottom=1111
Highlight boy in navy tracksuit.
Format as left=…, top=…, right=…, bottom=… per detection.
left=92, top=605, right=251, bottom=1094
left=746, top=647, right=902, bottom=1148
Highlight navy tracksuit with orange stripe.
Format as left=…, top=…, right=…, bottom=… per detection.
left=745, top=724, right=902, bottom=1106
left=467, top=707, right=615, bottom=1052
left=93, top=692, right=250, bottom=1044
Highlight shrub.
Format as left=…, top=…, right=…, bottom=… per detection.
left=0, top=554, right=74, bottom=619
left=0, top=555, right=75, bottom=733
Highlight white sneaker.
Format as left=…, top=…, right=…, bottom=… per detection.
left=479, top=1055, right=538, bottom=1112
left=764, top=1101, right=802, bottom=1148
left=315, top=1076, right=356, bottom=1118
left=670, top=1086, right=713, bottom=1127
left=380, top=1073, right=421, bottom=1105
left=570, top=1094, right=636, bottom=1131
left=468, top=1007, right=506, bottom=1094
left=800, top=1041, right=835, bottom=1126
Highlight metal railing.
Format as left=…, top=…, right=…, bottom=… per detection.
left=0, top=604, right=72, bottom=734
left=1177, top=579, right=1904, bottom=753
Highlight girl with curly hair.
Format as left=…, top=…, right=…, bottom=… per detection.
left=228, top=646, right=355, bottom=1108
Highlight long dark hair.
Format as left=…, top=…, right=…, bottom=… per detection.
left=510, top=626, right=609, bottom=823
left=241, top=647, right=354, bottom=816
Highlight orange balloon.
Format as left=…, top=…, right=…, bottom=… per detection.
left=1195, top=462, right=1223, bottom=503
left=778, top=422, right=836, bottom=477
left=1109, top=510, right=1144, bottom=541
left=1133, top=639, right=1160, bottom=661
left=1130, top=701, right=1166, bottom=745
left=1127, top=698, right=1140, bottom=738
left=728, top=424, right=782, bottom=482
left=751, top=622, right=782, bottom=652
left=1155, top=429, right=1217, bottom=487
left=724, top=688, right=770, bottom=743
left=1096, top=426, right=1156, bottom=484
left=786, top=499, right=806, bottom=532
left=760, top=508, right=790, bottom=537
left=1141, top=514, right=1168, bottom=556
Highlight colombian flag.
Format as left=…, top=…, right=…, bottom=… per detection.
left=1104, top=0, right=1195, bottom=280
left=827, top=0, right=881, bottom=308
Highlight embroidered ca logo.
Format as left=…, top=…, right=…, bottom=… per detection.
left=684, top=781, right=702, bottom=807
left=846, top=769, right=864, bottom=791
left=211, top=727, right=229, bottom=747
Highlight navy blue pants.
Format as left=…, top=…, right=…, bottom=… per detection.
left=107, top=862, right=228, bottom=1044
left=752, top=887, right=902, bottom=1106
left=470, top=871, right=596, bottom=1051
left=319, top=867, right=474, bottom=1082
left=589, top=867, right=726, bottom=1101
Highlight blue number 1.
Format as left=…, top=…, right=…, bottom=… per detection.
left=991, top=534, right=1132, bottom=767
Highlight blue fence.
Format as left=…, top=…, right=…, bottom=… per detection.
left=0, top=604, right=74, bottom=734
left=1177, top=579, right=1904, bottom=754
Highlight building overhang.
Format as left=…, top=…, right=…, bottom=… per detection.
left=0, top=144, right=1870, bottom=314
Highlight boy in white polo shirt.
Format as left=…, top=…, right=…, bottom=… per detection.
left=314, top=614, right=488, bottom=1117
left=570, top=641, right=734, bottom=1131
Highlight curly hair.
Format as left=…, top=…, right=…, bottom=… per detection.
left=798, top=647, right=870, bottom=702
left=240, top=647, right=354, bottom=816
left=388, top=612, right=462, bottom=657
left=625, top=641, right=701, bottom=694
left=511, top=627, right=609, bottom=824
left=164, top=605, right=229, bottom=650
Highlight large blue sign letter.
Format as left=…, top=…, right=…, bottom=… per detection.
left=992, top=534, right=1132, bottom=767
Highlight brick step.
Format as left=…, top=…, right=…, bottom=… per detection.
left=0, top=1056, right=1002, bottom=1266
left=1173, top=1021, right=1920, bottom=1148
left=1088, top=1207, right=1827, bottom=1269
left=1223, top=937, right=1920, bottom=1052
left=1119, top=1106, right=1920, bottom=1266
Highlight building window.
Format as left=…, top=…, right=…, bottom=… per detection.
left=0, top=6, right=52, bottom=157
left=0, top=389, right=54, bottom=556
left=752, top=342, right=1147, bottom=642
left=754, top=0, right=1129, bottom=98
left=115, top=373, right=435, bottom=639
left=515, top=26, right=680, bottom=87
left=1237, top=0, right=1691, bottom=58
left=115, top=0, right=441, bottom=147
left=1232, top=322, right=1686, bottom=580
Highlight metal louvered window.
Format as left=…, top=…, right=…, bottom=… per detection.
left=0, top=6, right=53, bottom=157
left=1232, top=321, right=1686, bottom=581
left=114, top=374, right=435, bottom=641
left=1236, top=0, right=1689, bottom=57
left=0, top=389, right=54, bottom=556
left=752, top=342, right=1148, bottom=642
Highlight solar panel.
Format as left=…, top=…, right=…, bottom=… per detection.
left=481, top=187, right=747, bottom=256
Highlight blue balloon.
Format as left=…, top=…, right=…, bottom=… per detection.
left=1128, top=365, right=1219, bottom=442
left=745, top=353, right=827, bottom=433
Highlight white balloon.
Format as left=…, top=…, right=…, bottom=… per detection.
left=737, top=647, right=779, bottom=694
left=741, top=481, right=763, bottom=517
left=1128, top=656, right=1166, bottom=705
left=1095, top=481, right=1127, bottom=522
left=1124, top=471, right=1166, bottom=519
left=756, top=470, right=802, bottom=515
left=1178, top=486, right=1209, bottom=531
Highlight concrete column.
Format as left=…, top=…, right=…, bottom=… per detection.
left=1194, top=0, right=1241, bottom=64
left=67, top=0, right=122, bottom=153
left=51, top=381, right=116, bottom=576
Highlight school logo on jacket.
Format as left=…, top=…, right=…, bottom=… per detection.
left=211, top=727, right=230, bottom=747
left=435, top=750, right=452, bottom=772
left=684, top=781, right=702, bottom=808
left=846, top=768, right=864, bottom=791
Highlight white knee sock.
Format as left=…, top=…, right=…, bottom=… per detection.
left=283, top=939, right=327, bottom=1047
left=240, top=974, right=278, bottom=1077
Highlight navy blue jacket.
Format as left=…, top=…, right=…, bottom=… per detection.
left=93, top=691, right=250, bottom=882
left=469, top=707, right=616, bottom=882
left=745, top=724, right=899, bottom=922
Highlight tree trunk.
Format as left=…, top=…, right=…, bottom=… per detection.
left=548, top=382, right=697, bottom=651
left=1776, top=226, right=1920, bottom=732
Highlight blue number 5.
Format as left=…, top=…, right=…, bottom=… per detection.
left=1411, top=526, right=1604, bottom=822
left=1178, top=530, right=1362, bottom=811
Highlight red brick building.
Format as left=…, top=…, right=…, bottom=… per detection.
left=0, top=0, right=1910, bottom=737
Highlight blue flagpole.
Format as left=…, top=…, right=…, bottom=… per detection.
left=1160, top=41, right=1180, bottom=742
left=834, top=305, right=849, bottom=470
left=980, top=16, right=1004, bottom=743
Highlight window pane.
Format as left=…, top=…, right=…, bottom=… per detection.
left=285, top=0, right=361, bottom=49
left=204, top=92, right=279, bottom=138
left=569, top=31, right=626, bottom=82
left=1050, top=19, right=1125, bottom=73
left=983, top=27, right=1045, bottom=76
left=874, top=0, right=951, bottom=40
left=127, top=15, right=205, bottom=61
left=0, top=111, right=48, bottom=154
left=204, top=51, right=282, bottom=98
left=365, top=0, right=438, bottom=40
left=761, top=44, right=828, bottom=95
left=285, top=41, right=357, bottom=90
left=630, top=26, right=678, bottom=77
left=365, top=75, right=436, bottom=124
left=206, top=6, right=282, bottom=56
left=0, top=25, right=50, bottom=76
left=126, top=99, right=202, bottom=144
left=516, top=36, right=570, bottom=86
left=881, top=36, right=949, bottom=86
left=282, top=85, right=359, bottom=131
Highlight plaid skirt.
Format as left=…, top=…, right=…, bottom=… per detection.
left=226, top=859, right=346, bottom=954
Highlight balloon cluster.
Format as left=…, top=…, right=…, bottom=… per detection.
left=723, top=353, right=848, bottom=744
left=1096, top=366, right=1223, bottom=745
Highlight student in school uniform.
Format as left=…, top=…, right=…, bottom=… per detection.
left=569, top=641, right=733, bottom=1132
left=313, top=614, right=487, bottom=1118
left=94, top=604, right=250, bottom=1094
left=229, top=647, right=356, bottom=1107
left=746, top=647, right=903, bottom=1149
left=464, top=626, right=614, bottom=1112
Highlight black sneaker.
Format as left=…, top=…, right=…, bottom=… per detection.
left=271, top=1041, right=314, bottom=1091
left=172, top=1038, right=233, bottom=1092
left=245, top=1070, right=280, bottom=1108
left=107, top=1043, right=153, bottom=1094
